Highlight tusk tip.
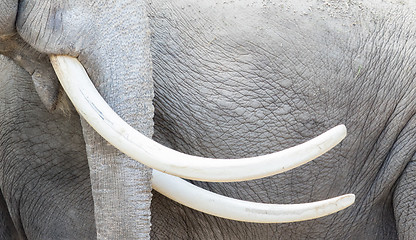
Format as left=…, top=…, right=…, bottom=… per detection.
left=338, top=193, right=355, bottom=208
left=333, top=124, right=347, bottom=139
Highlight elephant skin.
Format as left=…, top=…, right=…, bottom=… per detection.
left=1, top=0, right=416, bottom=239
left=148, top=1, right=416, bottom=239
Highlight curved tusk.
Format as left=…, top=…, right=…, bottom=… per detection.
left=50, top=55, right=347, bottom=182
left=152, top=170, right=355, bottom=223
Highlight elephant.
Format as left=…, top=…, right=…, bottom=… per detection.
left=0, top=0, right=416, bottom=239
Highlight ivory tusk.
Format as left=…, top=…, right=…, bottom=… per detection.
left=152, top=170, right=355, bottom=223
left=50, top=55, right=347, bottom=182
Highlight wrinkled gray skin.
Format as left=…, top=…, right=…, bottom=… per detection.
left=1, top=0, right=416, bottom=239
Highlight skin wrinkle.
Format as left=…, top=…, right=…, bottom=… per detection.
left=19, top=146, right=85, bottom=236
left=373, top=115, right=416, bottom=195
left=344, top=112, right=416, bottom=237
left=352, top=18, right=416, bottom=236
left=348, top=18, right=416, bottom=191
left=0, top=191, right=18, bottom=239
left=393, top=158, right=416, bottom=239
left=153, top=29, right=308, bottom=156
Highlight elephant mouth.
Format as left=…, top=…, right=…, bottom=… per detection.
left=50, top=54, right=355, bottom=223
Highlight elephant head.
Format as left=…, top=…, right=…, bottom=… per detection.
left=1, top=1, right=154, bottom=238
left=0, top=0, right=355, bottom=238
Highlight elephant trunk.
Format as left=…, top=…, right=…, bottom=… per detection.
left=77, top=5, right=154, bottom=239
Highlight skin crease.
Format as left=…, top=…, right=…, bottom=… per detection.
left=0, top=0, right=415, bottom=239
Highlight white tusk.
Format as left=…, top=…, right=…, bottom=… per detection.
left=50, top=55, right=347, bottom=182
left=152, top=170, right=355, bottom=223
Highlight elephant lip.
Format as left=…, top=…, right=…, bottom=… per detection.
left=49, top=54, right=347, bottom=182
